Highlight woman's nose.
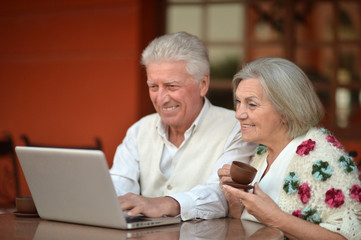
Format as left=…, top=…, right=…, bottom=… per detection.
left=236, top=112, right=248, bottom=120
left=235, top=107, right=247, bottom=120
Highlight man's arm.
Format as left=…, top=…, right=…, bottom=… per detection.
left=109, top=120, right=141, bottom=195
left=168, top=124, right=258, bottom=220
left=111, top=122, right=257, bottom=220
left=110, top=119, right=181, bottom=217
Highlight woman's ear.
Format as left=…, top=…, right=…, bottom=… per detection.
left=280, top=114, right=288, bottom=126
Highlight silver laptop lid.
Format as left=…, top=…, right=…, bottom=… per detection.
left=16, top=146, right=180, bottom=229
left=16, top=146, right=130, bottom=229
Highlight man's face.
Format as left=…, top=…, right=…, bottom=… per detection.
left=146, top=61, right=208, bottom=132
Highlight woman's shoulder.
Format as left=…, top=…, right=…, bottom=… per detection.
left=297, top=127, right=355, bottom=170
left=281, top=127, right=360, bottom=208
left=279, top=127, right=360, bottom=234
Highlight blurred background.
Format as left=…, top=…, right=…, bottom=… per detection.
left=1, top=0, right=360, bottom=206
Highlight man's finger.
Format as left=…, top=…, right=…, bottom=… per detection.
left=119, top=201, right=134, bottom=211
left=118, top=196, right=137, bottom=210
left=127, top=206, right=143, bottom=216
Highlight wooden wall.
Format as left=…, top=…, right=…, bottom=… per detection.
left=0, top=0, right=160, bottom=205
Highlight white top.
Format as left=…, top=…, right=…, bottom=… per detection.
left=241, top=134, right=305, bottom=222
left=110, top=98, right=257, bottom=220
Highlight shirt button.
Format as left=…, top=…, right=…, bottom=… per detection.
left=167, top=185, right=173, bottom=190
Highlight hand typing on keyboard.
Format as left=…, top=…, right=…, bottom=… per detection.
left=118, top=193, right=180, bottom=218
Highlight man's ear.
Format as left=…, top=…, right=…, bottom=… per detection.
left=199, top=75, right=210, bottom=97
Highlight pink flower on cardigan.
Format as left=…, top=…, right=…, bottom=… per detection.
left=296, top=139, right=316, bottom=156
left=325, top=188, right=345, bottom=208
left=326, top=135, right=342, bottom=149
left=292, top=210, right=302, bottom=218
left=350, top=184, right=361, bottom=202
left=298, top=183, right=311, bottom=204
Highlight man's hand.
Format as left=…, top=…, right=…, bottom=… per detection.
left=118, top=193, right=180, bottom=218
left=218, top=164, right=245, bottom=218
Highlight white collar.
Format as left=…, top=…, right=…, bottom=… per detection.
left=156, top=97, right=211, bottom=140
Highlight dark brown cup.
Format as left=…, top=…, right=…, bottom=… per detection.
left=15, top=195, right=37, bottom=214
left=230, top=161, right=257, bottom=185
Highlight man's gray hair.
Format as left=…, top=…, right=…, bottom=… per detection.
left=141, top=32, right=210, bottom=83
left=233, top=57, right=324, bottom=139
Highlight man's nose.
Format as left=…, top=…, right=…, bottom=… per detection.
left=156, top=87, right=169, bottom=104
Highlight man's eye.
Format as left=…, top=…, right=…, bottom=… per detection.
left=168, top=85, right=178, bottom=90
left=149, top=85, right=158, bottom=90
left=249, top=103, right=257, bottom=107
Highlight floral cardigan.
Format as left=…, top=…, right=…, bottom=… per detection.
left=251, top=128, right=361, bottom=239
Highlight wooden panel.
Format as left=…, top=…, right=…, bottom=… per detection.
left=0, top=0, right=157, bottom=201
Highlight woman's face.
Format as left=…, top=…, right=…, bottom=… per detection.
left=235, top=78, right=288, bottom=146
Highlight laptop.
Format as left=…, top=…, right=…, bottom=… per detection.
left=15, top=146, right=181, bottom=229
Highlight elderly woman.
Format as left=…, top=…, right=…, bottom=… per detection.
left=218, top=58, right=361, bottom=239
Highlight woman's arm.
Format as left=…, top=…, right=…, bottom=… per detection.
left=222, top=183, right=346, bottom=240
left=273, top=211, right=345, bottom=240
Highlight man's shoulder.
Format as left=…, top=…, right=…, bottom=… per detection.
left=210, top=104, right=235, bottom=113
left=196, top=104, right=238, bottom=136
left=127, top=113, right=158, bottom=134
left=138, top=112, right=159, bottom=123
left=206, top=104, right=237, bottom=121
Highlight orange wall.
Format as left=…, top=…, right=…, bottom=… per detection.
left=0, top=0, right=157, bottom=201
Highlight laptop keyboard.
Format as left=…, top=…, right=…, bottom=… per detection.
left=126, top=215, right=150, bottom=223
left=123, top=211, right=150, bottom=223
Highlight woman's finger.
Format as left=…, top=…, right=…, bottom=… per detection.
left=253, top=182, right=266, bottom=197
left=222, top=185, right=247, bottom=200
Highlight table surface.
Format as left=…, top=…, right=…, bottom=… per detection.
left=0, top=212, right=284, bottom=240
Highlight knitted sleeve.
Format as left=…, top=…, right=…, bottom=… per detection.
left=278, top=128, right=361, bottom=239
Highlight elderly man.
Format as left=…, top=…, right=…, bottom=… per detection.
left=110, top=32, right=256, bottom=220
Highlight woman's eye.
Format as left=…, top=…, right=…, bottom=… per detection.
left=249, top=103, right=257, bottom=107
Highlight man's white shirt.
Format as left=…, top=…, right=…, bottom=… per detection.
left=110, top=98, right=257, bottom=220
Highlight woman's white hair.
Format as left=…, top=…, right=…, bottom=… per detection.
left=141, top=32, right=209, bottom=83
left=233, top=57, right=324, bottom=139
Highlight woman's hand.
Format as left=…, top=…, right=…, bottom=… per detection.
left=223, top=183, right=347, bottom=240
left=222, top=182, right=283, bottom=227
